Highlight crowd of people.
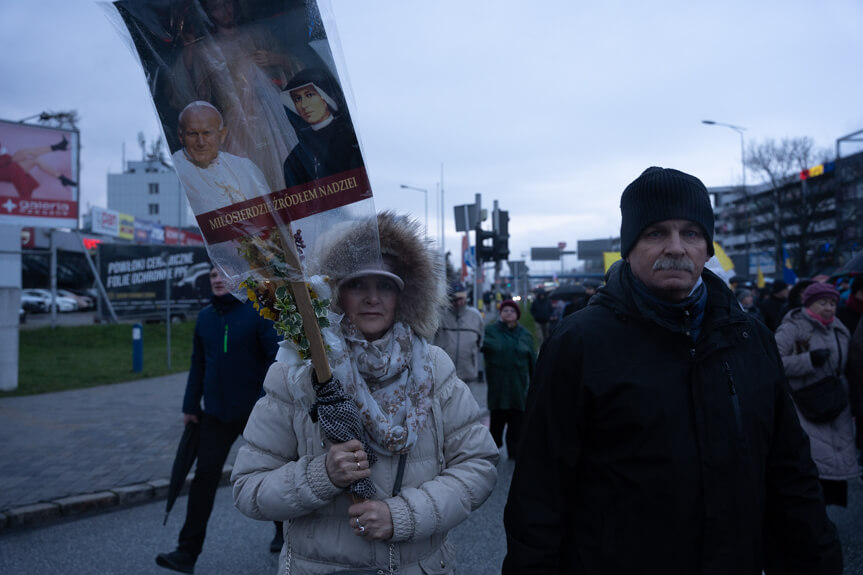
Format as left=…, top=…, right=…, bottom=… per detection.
left=103, top=2, right=859, bottom=574
left=153, top=166, right=861, bottom=574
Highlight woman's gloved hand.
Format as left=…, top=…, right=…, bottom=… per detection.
left=810, top=348, right=831, bottom=367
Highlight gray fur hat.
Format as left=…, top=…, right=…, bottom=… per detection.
left=314, top=211, right=447, bottom=340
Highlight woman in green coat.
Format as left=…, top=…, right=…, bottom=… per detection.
left=482, top=299, right=536, bottom=459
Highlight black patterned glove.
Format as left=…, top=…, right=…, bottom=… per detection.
left=309, top=371, right=377, bottom=499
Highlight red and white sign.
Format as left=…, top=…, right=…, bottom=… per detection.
left=0, top=119, right=78, bottom=228
left=91, top=206, right=120, bottom=237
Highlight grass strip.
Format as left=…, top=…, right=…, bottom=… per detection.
left=6, top=322, right=195, bottom=397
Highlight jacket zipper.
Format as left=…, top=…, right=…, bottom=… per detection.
left=722, top=361, right=744, bottom=436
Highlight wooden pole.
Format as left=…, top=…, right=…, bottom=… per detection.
left=289, top=279, right=332, bottom=382
left=273, top=224, right=333, bottom=383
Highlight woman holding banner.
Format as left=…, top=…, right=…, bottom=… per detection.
left=232, top=212, right=499, bottom=575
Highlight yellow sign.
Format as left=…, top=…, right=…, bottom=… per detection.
left=603, top=251, right=621, bottom=273
left=118, top=213, right=135, bottom=241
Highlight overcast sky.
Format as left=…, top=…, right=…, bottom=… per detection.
left=2, top=0, right=862, bottom=275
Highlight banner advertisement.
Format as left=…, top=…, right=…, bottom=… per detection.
left=134, top=219, right=155, bottom=244
left=149, top=223, right=165, bottom=244
left=0, top=119, right=79, bottom=228
left=91, top=206, right=120, bottom=237
left=117, top=213, right=135, bottom=240
left=90, top=205, right=202, bottom=245
left=118, top=213, right=135, bottom=240
left=97, top=243, right=211, bottom=320
left=179, top=229, right=205, bottom=245
left=111, top=0, right=380, bottom=296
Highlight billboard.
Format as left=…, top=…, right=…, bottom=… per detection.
left=0, top=119, right=79, bottom=227
left=89, top=205, right=202, bottom=245
left=98, top=243, right=211, bottom=320
left=91, top=206, right=120, bottom=236
left=531, top=247, right=562, bottom=261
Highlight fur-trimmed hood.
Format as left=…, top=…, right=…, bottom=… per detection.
left=311, top=211, right=447, bottom=341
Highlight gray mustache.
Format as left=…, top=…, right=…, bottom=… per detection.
left=652, top=257, right=695, bottom=272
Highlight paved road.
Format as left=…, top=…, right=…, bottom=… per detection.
left=2, top=369, right=862, bottom=573
left=0, top=458, right=515, bottom=574
left=3, top=460, right=863, bottom=574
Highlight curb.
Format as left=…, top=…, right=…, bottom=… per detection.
left=0, top=465, right=233, bottom=533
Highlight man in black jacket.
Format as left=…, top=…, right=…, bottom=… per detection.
left=502, top=167, right=842, bottom=574
left=529, top=288, right=553, bottom=345
left=758, top=279, right=790, bottom=332
left=157, top=266, right=280, bottom=573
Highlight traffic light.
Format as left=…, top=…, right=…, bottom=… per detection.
left=493, top=210, right=509, bottom=262
left=475, top=224, right=495, bottom=262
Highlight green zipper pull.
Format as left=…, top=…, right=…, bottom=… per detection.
left=224, top=324, right=228, bottom=353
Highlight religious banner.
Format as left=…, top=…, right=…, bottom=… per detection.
left=109, top=0, right=380, bottom=382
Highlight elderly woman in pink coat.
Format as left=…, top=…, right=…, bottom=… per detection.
left=775, top=281, right=856, bottom=506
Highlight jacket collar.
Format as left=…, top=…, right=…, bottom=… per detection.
left=211, top=293, right=242, bottom=315
left=595, top=261, right=747, bottom=340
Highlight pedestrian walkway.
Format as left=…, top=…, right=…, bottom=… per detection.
left=0, top=372, right=242, bottom=531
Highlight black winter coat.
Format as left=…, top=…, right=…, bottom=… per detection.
left=183, top=295, right=279, bottom=422
left=530, top=295, right=553, bottom=323
left=759, top=295, right=787, bottom=332
left=502, top=262, right=842, bottom=575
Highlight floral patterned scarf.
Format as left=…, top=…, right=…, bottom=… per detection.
left=331, top=319, right=434, bottom=455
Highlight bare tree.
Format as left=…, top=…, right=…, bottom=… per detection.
left=744, top=137, right=833, bottom=277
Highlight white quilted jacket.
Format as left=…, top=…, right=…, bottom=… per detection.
left=231, top=346, right=499, bottom=574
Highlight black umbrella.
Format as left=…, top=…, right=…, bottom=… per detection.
left=310, top=372, right=377, bottom=500
left=163, top=421, right=199, bottom=525
left=549, top=284, right=587, bottom=300
left=839, top=251, right=863, bottom=275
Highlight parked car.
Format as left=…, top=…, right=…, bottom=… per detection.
left=21, top=289, right=78, bottom=313
left=58, top=289, right=94, bottom=310
left=21, top=290, right=49, bottom=313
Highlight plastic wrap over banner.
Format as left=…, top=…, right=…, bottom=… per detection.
left=106, top=0, right=380, bottom=294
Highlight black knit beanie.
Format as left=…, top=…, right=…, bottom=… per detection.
left=619, top=167, right=715, bottom=259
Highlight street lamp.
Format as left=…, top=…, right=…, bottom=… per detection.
left=702, top=119, right=750, bottom=274
left=702, top=120, right=746, bottom=189
left=399, top=184, right=428, bottom=238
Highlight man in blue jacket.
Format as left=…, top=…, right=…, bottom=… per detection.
left=502, top=167, right=842, bottom=574
left=157, top=265, right=280, bottom=573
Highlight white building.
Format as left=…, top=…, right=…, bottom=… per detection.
left=107, top=158, right=195, bottom=229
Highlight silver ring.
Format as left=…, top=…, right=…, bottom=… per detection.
left=357, top=461, right=361, bottom=470
left=358, top=524, right=366, bottom=533
left=356, top=517, right=361, bottom=527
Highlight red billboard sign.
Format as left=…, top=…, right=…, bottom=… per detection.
left=0, top=119, right=79, bottom=228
